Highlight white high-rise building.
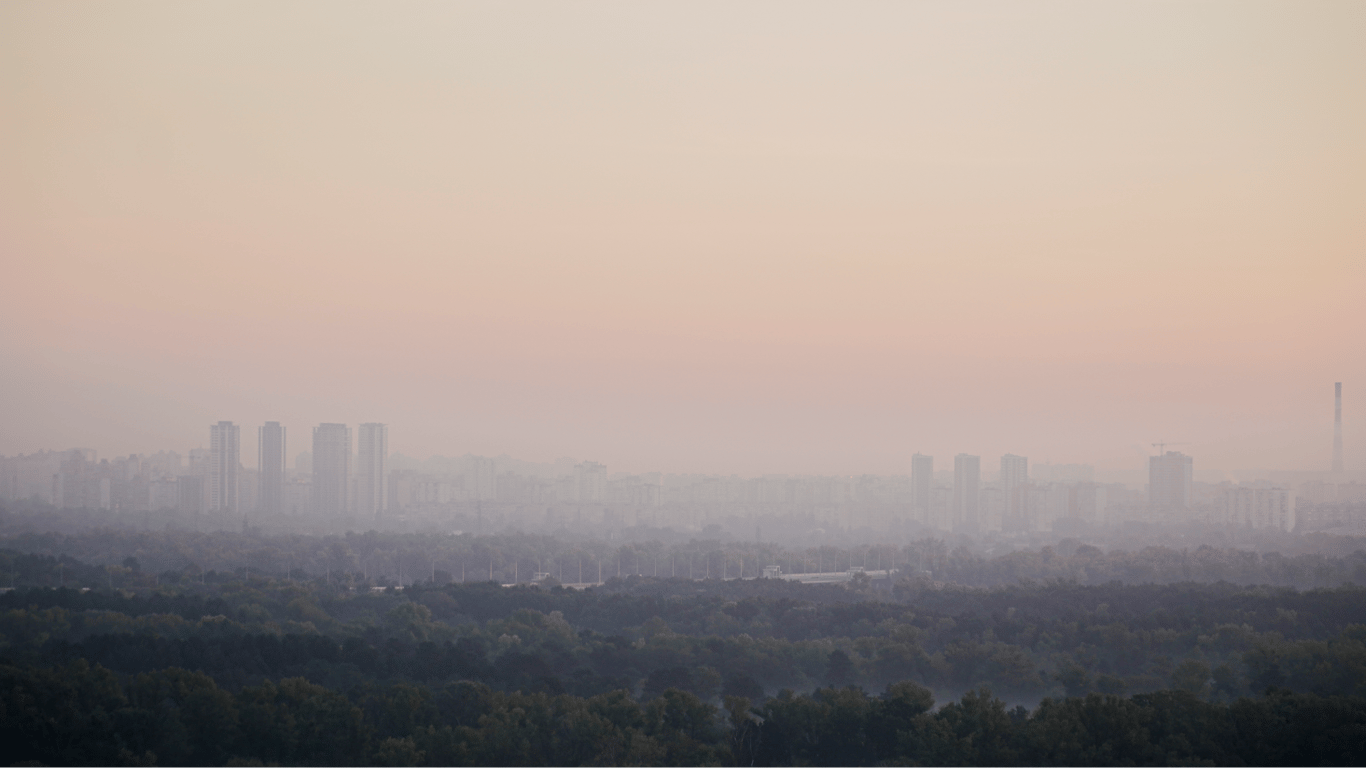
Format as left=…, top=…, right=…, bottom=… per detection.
left=312, top=423, right=351, bottom=516
left=1149, top=451, right=1193, bottom=512
left=208, top=421, right=240, bottom=514
left=258, top=422, right=286, bottom=515
left=356, top=423, right=388, bottom=519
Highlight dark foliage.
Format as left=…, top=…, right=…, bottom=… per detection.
left=4, top=543, right=1366, bottom=764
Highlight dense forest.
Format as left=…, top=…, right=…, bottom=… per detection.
left=3, top=531, right=1366, bottom=765
left=6, top=660, right=1365, bottom=766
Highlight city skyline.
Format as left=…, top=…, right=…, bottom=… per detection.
left=0, top=400, right=1352, bottom=485
left=0, top=377, right=1353, bottom=482
left=0, top=385, right=1352, bottom=479
left=14, top=415, right=1362, bottom=538
left=257, top=421, right=286, bottom=516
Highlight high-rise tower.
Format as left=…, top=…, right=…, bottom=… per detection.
left=1149, top=451, right=1193, bottom=512
left=356, top=423, right=388, bottom=519
left=312, top=423, right=351, bottom=516
left=953, top=454, right=981, bottom=533
left=1333, top=382, right=1344, bottom=474
left=1000, top=454, right=1028, bottom=528
left=258, top=422, right=286, bottom=515
left=208, top=421, right=240, bottom=514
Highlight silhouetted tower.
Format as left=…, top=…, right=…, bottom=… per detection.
left=357, top=423, right=388, bottom=519
left=1000, top=454, right=1028, bottom=527
left=1149, top=451, right=1193, bottom=511
left=1333, top=382, right=1344, bottom=474
left=209, top=421, right=240, bottom=514
left=258, top=422, right=286, bottom=516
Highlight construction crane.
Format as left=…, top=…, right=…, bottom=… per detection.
left=1152, top=442, right=1190, bottom=455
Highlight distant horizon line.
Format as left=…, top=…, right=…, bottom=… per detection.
left=2, top=443, right=1357, bottom=486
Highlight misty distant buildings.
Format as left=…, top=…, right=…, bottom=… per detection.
left=1073, top=482, right=1109, bottom=523
left=953, top=454, right=981, bottom=532
left=467, top=456, right=497, bottom=501
left=6, top=433, right=1364, bottom=538
left=258, top=422, right=286, bottom=516
left=1000, top=453, right=1028, bottom=529
left=910, top=454, right=933, bottom=525
left=55, top=449, right=99, bottom=509
left=0, top=450, right=65, bottom=503
left=312, top=423, right=351, bottom=516
left=1220, top=486, right=1295, bottom=531
left=1031, top=463, right=1095, bottom=483
left=188, top=448, right=210, bottom=512
left=576, top=461, right=607, bottom=502
left=3, top=381, right=1356, bottom=535
left=176, top=475, right=203, bottom=515
left=1149, top=451, right=1193, bottom=513
left=356, top=423, right=388, bottom=519
left=208, top=421, right=239, bottom=514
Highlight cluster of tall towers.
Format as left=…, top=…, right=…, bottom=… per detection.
left=208, top=420, right=388, bottom=519
left=910, top=452, right=991, bottom=532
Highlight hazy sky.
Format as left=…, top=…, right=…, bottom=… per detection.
left=3, top=1, right=1363, bottom=477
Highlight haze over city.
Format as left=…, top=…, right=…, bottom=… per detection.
left=4, top=6, right=1366, bottom=766
left=3, top=1, right=1363, bottom=478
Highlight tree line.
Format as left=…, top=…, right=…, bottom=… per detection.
left=5, top=568, right=1366, bottom=704
left=3, top=530, right=1366, bottom=764
left=3, top=661, right=1364, bottom=766
left=3, top=523, right=1366, bottom=591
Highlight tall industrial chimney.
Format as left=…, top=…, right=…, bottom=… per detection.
left=1333, top=382, right=1344, bottom=474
